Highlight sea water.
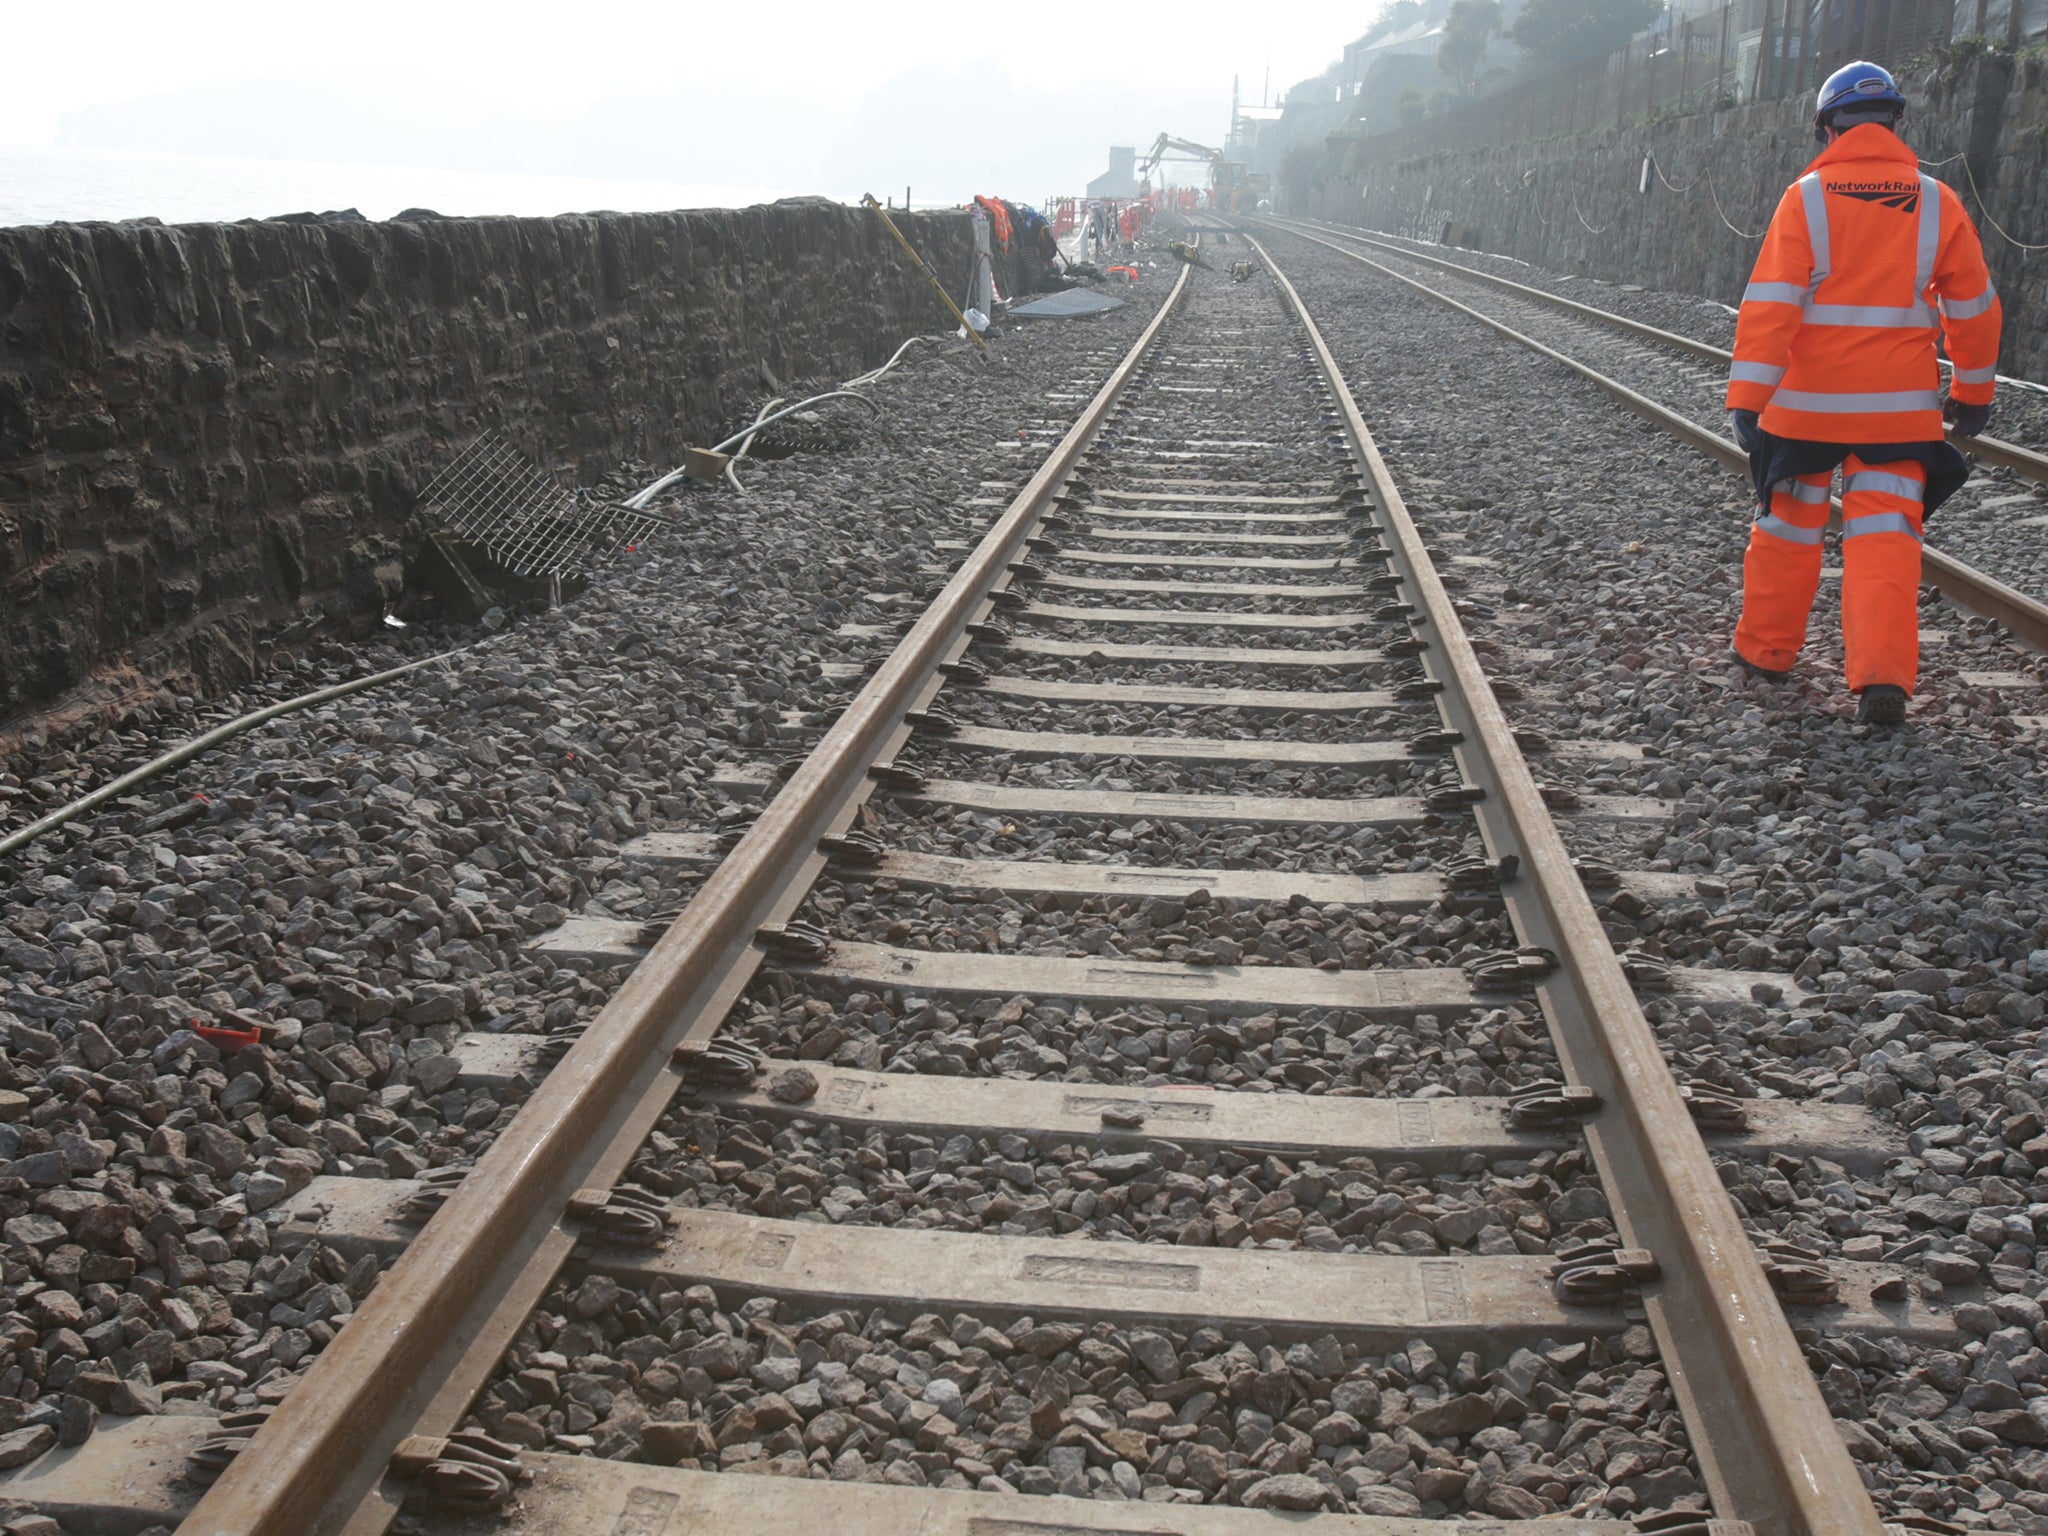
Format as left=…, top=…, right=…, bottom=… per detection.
left=0, top=144, right=824, bottom=227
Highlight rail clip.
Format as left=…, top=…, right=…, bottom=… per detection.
left=184, top=1407, right=274, bottom=1485
left=1619, top=949, right=1676, bottom=991
left=566, top=1182, right=676, bottom=1248
left=1425, top=784, right=1485, bottom=814
left=1573, top=858, right=1623, bottom=890
left=820, top=830, right=888, bottom=868
left=1680, top=1082, right=1750, bottom=1132
left=1635, top=1513, right=1757, bottom=1536
left=905, top=708, right=962, bottom=737
left=1466, top=946, right=1559, bottom=991
left=632, top=905, right=685, bottom=947
left=1551, top=1239, right=1660, bottom=1304
left=536, top=1019, right=589, bottom=1069
left=400, top=1163, right=472, bottom=1223
left=1884, top=1518, right=1966, bottom=1536
left=1444, top=854, right=1520, bottom=892
left=1407, top=729, right=1465, bottom=755
left=758, top=921, right=833, bottom=962
left=1506, top=1080, right=1602, bottom=1129
left=393, top=1430, right=531, bottom=1513
left=869, top=763, right=929, bottom=792
left=1761, top=1239, right=1841, bottom=1307
left=674, top=1039, right=764, bottom=1088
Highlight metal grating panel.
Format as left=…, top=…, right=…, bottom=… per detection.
left=417, top=433, right=673, bottom=578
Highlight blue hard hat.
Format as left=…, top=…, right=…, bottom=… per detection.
left=1814, top=61, right=1906, bottom=133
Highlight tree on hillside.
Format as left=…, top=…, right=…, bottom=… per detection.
left=1510, top=0, right=1664, bottom=66
left=1438, top=0, right=1505, bottom=91
left=1361, top=0, right=1426, bottom=46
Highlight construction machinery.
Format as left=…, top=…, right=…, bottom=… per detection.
left=1136, top=132, right=1269, bottom=212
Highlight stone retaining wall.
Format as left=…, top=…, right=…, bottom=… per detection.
left=1314, top=49, right=2048, bottom=381
left=0, top=202, right=1013, bottom=721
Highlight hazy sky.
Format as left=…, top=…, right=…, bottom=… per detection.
left=3, top=0, right=1382, bottom=200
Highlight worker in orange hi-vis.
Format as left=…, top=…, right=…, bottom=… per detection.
left=1727, top=60, right=2001, bottom=726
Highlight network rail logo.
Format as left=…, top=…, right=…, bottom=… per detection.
left=1828, top=179, right=1922, bottom=213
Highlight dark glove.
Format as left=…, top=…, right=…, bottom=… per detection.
left=1944, top=397, right=1991, bottom=439
left=1729, top=409, right=1762, bottom=455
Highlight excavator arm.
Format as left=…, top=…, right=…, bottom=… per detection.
left=1137, top=132, right=1223, bottom=178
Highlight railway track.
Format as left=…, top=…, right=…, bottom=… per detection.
left=1261, top=216, right=2048, bottom=656
left=9, top=241, right=1929, bottom=1535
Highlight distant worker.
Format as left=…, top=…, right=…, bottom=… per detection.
left=1727, top=61, right=2000, bottom=726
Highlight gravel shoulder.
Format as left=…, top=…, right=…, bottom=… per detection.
left=1269, top=222, right=2048, bottom=1530
left=1293, top=219, right=2048, bottom=609
left=0, top=262, right=1178, bottom=1476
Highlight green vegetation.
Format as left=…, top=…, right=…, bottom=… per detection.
left=1439, top=0, right=1506, bottom=90
left=1360, top=0, right=1427, bottom=47
left=1509, top=0, right=1665, bottom=66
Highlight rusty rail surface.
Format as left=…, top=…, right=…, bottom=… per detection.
left=168, top=229, right=1897, bottom=1536
left=1270, top=219, right=2048, bottom=655
left=1253, top=233, right=1886, bottom=1536
left=1271, top=215, right=2048, bottom=488
left=180, top=264, right=1196, bottom=1536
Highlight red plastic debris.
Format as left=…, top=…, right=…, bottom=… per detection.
left=192, top=1022, right=261, bottom=1052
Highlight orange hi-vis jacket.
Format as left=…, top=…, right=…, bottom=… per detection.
left=1727, top=124, right=2000, bottom=444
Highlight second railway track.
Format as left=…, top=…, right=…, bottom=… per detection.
left=1263, top=215, right=2048, bottom=653
left=12, top=238, right=1950, bottom=1536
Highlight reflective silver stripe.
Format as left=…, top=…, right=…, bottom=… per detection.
left=1915, top=176, right=1940, bottom=296
left=1769, top=387, right=1941, bottom=414
left=1804, top=302, right=1936, bottom=328
left=1729, top=360, right=1786, bottom=386
left=1744, top=281, right=1808, bottom=305
left=1951, top=364, right=1998, bottom=384
left=1774, top=478, right=1832, bottom=505
left=1843, top=470, right=1924, bottom=501
left=1942, top=283, right=1998, bottom=320
left=1840, top=511, right=1923, bottom=542
left=1757, top=513, right=1826, bottom=545
left=1798, top=173, right=1830, bottom=287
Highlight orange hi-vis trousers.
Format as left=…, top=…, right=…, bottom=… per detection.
left=1733, top=454, right=1927, bottom=693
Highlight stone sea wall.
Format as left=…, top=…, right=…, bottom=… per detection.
left=1314, top=49, right=2048, bottom=381
left=0, top=201, right=1012, bottom=722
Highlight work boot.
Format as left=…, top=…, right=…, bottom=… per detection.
left=1855, top=684, right=1908, bottom=726
left=1730, top=648, right=1790, bottom=683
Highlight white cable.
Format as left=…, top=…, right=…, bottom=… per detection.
left=625, top=391, right=881, bottom=509
left=845, top=335, right=941, bottom=389
left=724, top=396, right=786, bottom=497
left=632, top=333, right=942, bottom=507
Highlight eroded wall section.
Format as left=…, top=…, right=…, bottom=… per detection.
left=0, top=203, right=998, bottom=720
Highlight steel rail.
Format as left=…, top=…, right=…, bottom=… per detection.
left=1269, top=214, right=2048, bottom=486
left=182, top=262, right=1196, bottom=1536
left=1254, top=231, right=1885, bottom=1536
left=1274, top=221, right=2048, bottom=654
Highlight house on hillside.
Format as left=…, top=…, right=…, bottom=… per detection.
left=1086, top=147, right=1138, bottom=199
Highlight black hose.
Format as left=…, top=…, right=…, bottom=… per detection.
left=0, top=651, right=459, bottom=860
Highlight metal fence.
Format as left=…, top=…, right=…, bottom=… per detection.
left=1338, top=0, right=2040, bottom=159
